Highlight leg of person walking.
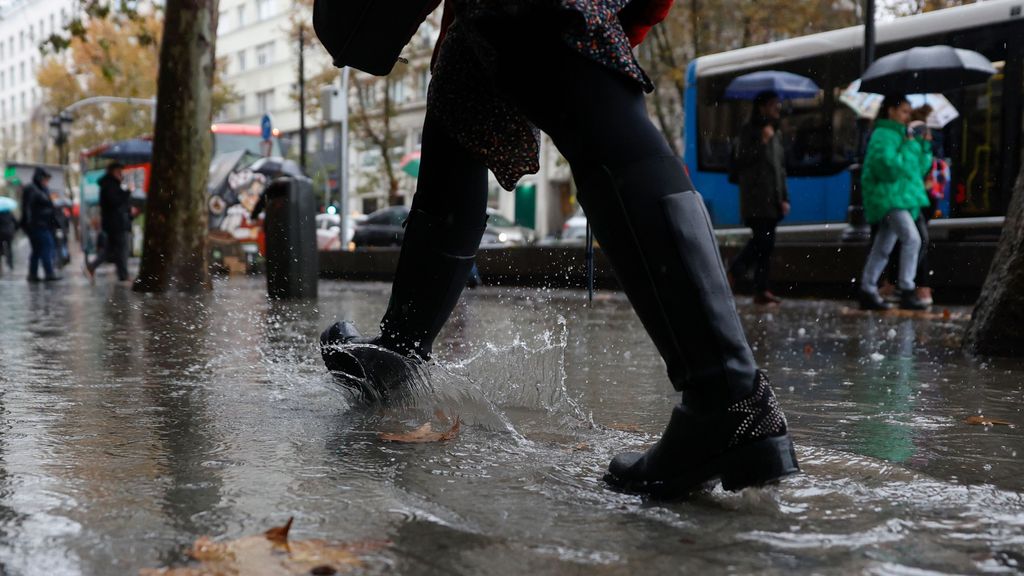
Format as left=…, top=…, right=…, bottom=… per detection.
left=112, top=231, right=131, bottom=281
left=860, top=212, right=899, bottom=310
left=492, top=33, right=795, bottom=495
left=914, top=214, right=932, bottom=305
left=320, top=111, right=489, bottom=398
left=749, top=218, right=780, bottom=304
left=728, top=232, right=758, bottom=287
left=891, top=210, right=926, bottom=310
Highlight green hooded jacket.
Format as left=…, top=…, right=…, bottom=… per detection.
left=861, top=118, right=932, bottom=224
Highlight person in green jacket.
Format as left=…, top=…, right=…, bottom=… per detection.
left=859, top=94, right=932, bottom=311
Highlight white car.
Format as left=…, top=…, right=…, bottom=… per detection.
left=560, top=207, right=587, bottom=243
left=315, top=213, right=356, bottom=251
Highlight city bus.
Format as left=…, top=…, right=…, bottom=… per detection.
left=684, top=0, right=1024, bottom=227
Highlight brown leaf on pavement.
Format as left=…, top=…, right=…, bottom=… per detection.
left=380, top=417, right=461, bottom=443
left=139, top=520, right=386, bottom=576
left=965, top=415, right=1013, bottom=426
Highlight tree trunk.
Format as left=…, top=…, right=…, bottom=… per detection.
left=963, top=169, right=1024, bottom=356
left=134, top=0, right=218, bottom=293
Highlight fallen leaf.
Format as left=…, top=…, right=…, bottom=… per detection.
left=609, top=423, right=642, bottom=433
left=139, top=520, right=386, bottom=576
left=965, top=415, right=1013, bottom=426
left=571, top=442, right=590, bottom=452
left=942, top=309, right=952, bottom=321
left=265, top=517, right=293, bottom=543
left=380, top=417, right=461, bottom=443
left=803, top=344, right=814, bottom=356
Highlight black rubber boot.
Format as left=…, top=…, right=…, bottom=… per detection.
left=859, top=289, right=893, bottom=311
left=899, top=289, right=929, bottom=311
left=320, top=208, right=484, bottom=400
left=573, top=156, right=798, bottom=497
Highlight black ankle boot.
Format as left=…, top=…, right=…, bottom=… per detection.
left=605, top=371, right=798, bottom=497
left=899, top=289, right=929, bottom=311
left=574, top=156, right=797, bottom=496
left=859, top=289, right=893, bottom=311
left=320, top=209, right=484, bottom=399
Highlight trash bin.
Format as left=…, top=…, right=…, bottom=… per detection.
left=264, top=176, right=319, bottom=298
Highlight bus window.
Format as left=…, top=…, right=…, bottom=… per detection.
left=213, top=133, right=282, bottom=157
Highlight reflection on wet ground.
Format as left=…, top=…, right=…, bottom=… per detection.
left=0, top=272, right=1021, bottom=575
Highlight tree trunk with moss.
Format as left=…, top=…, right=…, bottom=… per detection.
left=963, top=169, right=1024, bottom=356
left=134, top=0, right=218, bottom=293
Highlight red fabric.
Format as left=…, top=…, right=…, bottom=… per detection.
left=432, top=0, right=674, bottom=67
left=619, top=0, right=675, bottom=46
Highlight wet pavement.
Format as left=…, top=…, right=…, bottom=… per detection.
left=0, top=259, right=1022, bottom=575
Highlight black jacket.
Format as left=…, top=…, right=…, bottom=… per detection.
left=735, top=121, right=789, bottom=222
left=99, top=173, right=132, bottom=234
left=0, top=211, right=16, bottom=239
left=20, top=181, right=56, bottom=230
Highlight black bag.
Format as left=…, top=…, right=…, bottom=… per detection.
left=313, top=0, right=437, bottom=76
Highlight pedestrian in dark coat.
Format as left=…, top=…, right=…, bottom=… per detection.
left=728, top=90, right=789, bottom=305
left=319, top=0, right=797, bottom=499
left=21, top=167, right=60, bottom=282
left=0, top=206, right=16, bottom=272
left=85, top=162, right=132, bottom=282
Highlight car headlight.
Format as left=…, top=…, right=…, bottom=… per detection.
left=498, top=232, right=508, bottom=243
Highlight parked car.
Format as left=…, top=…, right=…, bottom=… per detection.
left=482, top=208, right=536, bottom=247
left=352, top=206, right=409, bottom=248
left=353, top=206, right=537, bottom=248
left=560, top=207, right=587, bottom=243
left=315, top=212, right=356, bottom=251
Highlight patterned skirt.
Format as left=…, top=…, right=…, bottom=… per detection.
left=429, top=0, right=652, bottom=191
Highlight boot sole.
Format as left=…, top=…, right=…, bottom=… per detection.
left=604, top=434, right=800, bottom=499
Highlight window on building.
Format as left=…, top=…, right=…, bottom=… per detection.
left=237, top=5, right=247, bottom=27
left=20, top=31, right=24, bottom=52
left=237, top=50, right=247, bottom=72
left=50, top=14, right=54, bottom=35
left=20, top=62, right=25, bottom=83
left=21, top=92, right=25, bottom=112
left=1, top=41, right=4, bottom=60
left=257, top=0, right=274, bottom=21
left=1, top=70, right=4, bottom=90
left=218, top=11, right=227, bottom=34
left=388, top=78, right=406, bottom=103
left=255, top=42, right=274, bottom=67
left=256, top=89, right=273, bottom=114
left=238, top=96, right=247, bottom=117
left=417, top=68, right=429, bottom=100
left=60, top=9, right=67, bottom=25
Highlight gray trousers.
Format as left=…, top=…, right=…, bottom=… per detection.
left=862, top=209, right=921, bottom=294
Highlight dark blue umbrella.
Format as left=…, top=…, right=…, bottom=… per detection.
left=99, top=138, right=153, bottom=164
left=725, top=71, right=820, bottom=100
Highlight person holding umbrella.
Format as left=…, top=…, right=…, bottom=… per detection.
left=858, top=94, right=931, bottom=311
left=84, top=162, right=133, bottom=283
left=728, top=90, right=790, bottom=305
left=319, top=0, right=798, bottom=497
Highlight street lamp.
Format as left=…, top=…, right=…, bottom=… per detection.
left=48, top=111, right=73, bottom=166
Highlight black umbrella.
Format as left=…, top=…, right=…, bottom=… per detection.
left=98, top=138, right=153, bottom=164
left=861, top=45, right=996, bottom=94
left=247, top=156, right=305, bottom=178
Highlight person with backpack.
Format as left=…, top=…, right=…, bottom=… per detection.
left=728, top=90, right=790, bottom=305
left=318, top=0, right=798, bottom=498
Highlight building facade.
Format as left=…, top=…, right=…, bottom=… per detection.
left=0, top=0, right=75, bottom=162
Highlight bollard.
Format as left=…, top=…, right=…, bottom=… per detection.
left=264, top=176, right=319, bottom=299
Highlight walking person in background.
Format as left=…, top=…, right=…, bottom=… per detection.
left=0, top=196, right=17, bottom=274
left=728, top=90, right=790, bottom=305
left=319, top=0, right=798, bottom=497
left=858, top=95, right=931, bottom=311
left=85, top=162, right=132, bottom=283
left=20, top=168, right=61, bottom=283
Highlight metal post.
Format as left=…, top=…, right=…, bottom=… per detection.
left=339, top=67, right=350, bottom=250
left=843, top=0, right=876, bottom=242
left=298, top=25, right=307, bottom=173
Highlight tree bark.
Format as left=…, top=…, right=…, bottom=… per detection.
left=963, top=169, right=1024, bottom=356
left=134, top=0, right=218, bottom=293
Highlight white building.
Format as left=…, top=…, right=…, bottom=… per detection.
left=0, top=0, right=76, bottom=162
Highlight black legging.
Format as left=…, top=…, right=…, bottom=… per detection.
left=730, top=217, right=778, bottom=293
left=411, top=24, right=674, bottom=230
